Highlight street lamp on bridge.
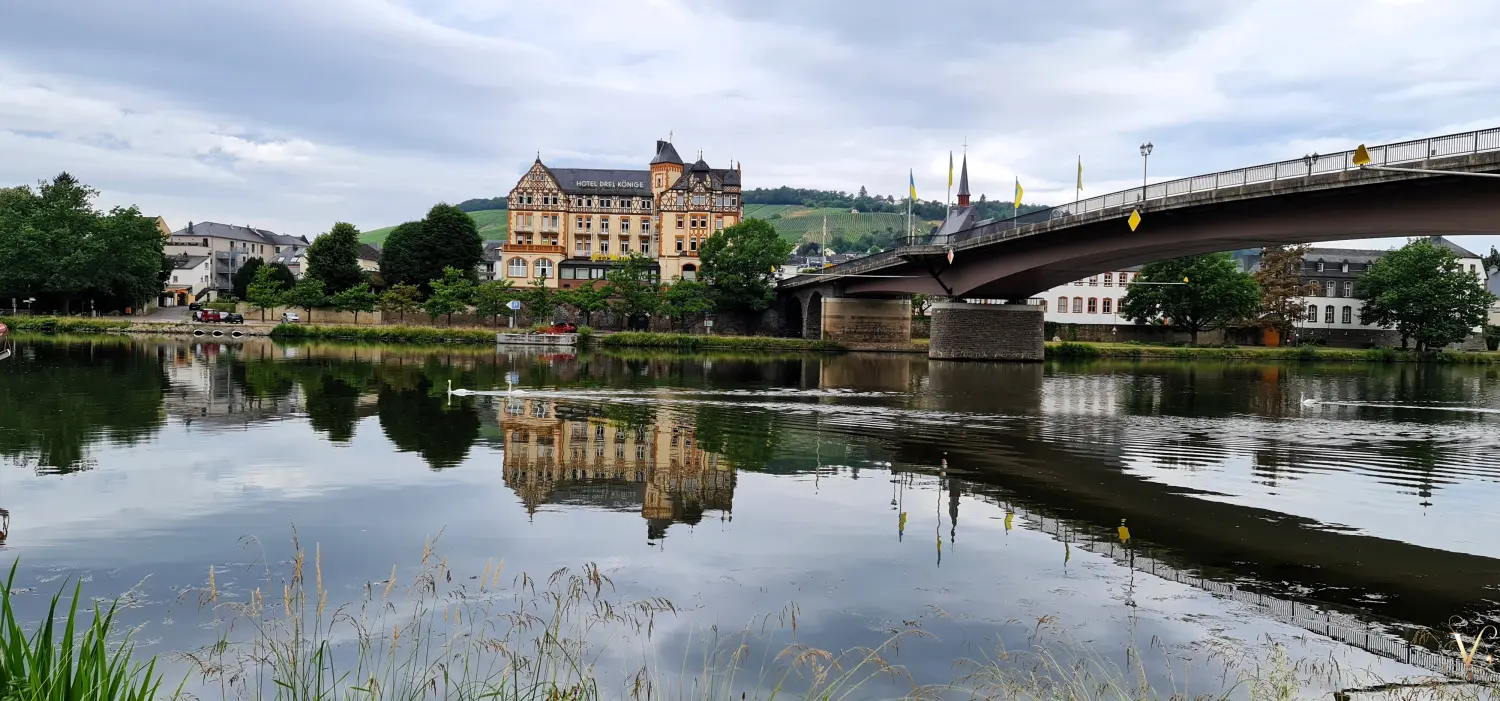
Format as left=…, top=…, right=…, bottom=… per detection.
left=1139, top=142, right=1153, bottom=206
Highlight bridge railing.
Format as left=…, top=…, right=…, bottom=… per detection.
left=928, top=126, right=1500, bottom=247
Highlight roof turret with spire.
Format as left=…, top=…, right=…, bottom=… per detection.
left=956, top=154, right=971, bottom=207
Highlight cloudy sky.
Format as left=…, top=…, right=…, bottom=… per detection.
left=2, top=0, right=1499, bottom=254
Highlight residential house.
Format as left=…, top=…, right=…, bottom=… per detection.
left=163, top=222, right=310, bottom=299
left=160, top=254, right=212, bottom=307
left=358, top=244, right=382, bottom=274
left=479, top=241, right=504, bottom=282
left=1488, top=266, right=1500, bottom=327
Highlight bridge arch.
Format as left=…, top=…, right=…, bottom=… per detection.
left=804, top=291, right=824, bottom=340
left=782, top=295, right=804, bottom=339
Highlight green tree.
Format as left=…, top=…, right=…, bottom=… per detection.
left=245, top=264, right=290, bottom=322
left=266, top=261, right=297, bottom=289
left=423, top=266, right=476, bottom=325
left=378, top=282, right=422, bottom=323
left=1358, top=238, right=1495, bottom=351
left=521, top=275, right=558, bottom=324
left=231, top=257, right=265, bottom=299
left=330, top=283, right=378, bottom=323
left=289, top=277, right=327, bottom=322
left=563, top=282, right=609, bottom=326
left=661, top=278, right=715, bottom=331
left=1119, top=253, right=1259, bottom=345
left=699, top=218, right=793, bottom=323
left=305, top=221, right=364, bottom=295
left=378, top=205, right=483, bottom=291
left=604, top=254, right=661, bottom=326
left=473, top=279, right=517, bottom=327
left=1483, top=246, right=1500, bottom=273
left=1254, top=244, right=1320, bottom=344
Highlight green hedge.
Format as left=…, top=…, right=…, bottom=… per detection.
left=597, top=332, right=843, bottom=352
left=1044, top=341, right=1500, bottom=364
left=3, top=316, right=132, bottom=334
left=204, top=300, right=238, bottom=312
left=269, top=324, right=500, bottom=345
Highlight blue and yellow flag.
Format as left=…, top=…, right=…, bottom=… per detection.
left=909, top=170, right=918, bottom=201
left=1013, top=177, right=1024, bottom=210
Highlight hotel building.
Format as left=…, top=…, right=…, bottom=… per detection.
left=504, top=140, right=743, bottom=289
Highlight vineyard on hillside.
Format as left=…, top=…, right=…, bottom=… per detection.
left=359, top=209, right=509, bottom=245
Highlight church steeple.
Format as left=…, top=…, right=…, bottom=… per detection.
left=956, top=155, right=971, bottom=207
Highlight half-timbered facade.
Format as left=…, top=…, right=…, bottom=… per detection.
left=504, top=140, right=742, bottom=288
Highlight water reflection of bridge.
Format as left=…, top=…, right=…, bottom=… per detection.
left=499, top=398, right=734, bottom=540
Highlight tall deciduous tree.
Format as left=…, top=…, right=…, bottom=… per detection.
left=424, top=266, right=476, bottom=325
left=699, top=218, right=792, bottom=320
left=562, top=283, right=609, bottom=326
left=231, top=257, right=265, bottom=300
left=246, top=265, right=290, bottom=322
left=661, top=278, right=715, bottom=331
left=1119, top=253, right=1259, bottom=345
left=330, top=284, right=378, bottom=323
left=1483, top=246, right=1500, bottom=273
left=305, top=221, right=364, bottom=295
left=378, top=205, right=483, bottom=292
left=604, top=254, right=661, bottom=326
left=1254, top=245, right=1320, bottom=344
left=289, top=277, right=327, bottom=322
left=378, top=282, right=422, bottom=323
left=1358, top=238, right=1495, bottom=351
left=378, top=221, right=425, bottom=289
left=473, top=279, right=517, bottom=327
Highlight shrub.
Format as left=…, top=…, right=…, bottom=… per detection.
left=269, top=323, right=498, bottom=345
left=1048, top=341, right=1101, bottom=358
left=204, top=300, right=238, bottom=312
left=5, top=316, right=132, bottom=334
left=575, top=326, right=594, bottom=343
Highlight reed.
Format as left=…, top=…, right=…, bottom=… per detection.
left=0, top=560, right=168, bottom=701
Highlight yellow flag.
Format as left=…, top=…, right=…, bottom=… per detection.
left=1077, top=156, right=1083, bottom=191
left=1004, top=511, right=1014, bottom=532
left=948, top=151, right=954, bottom=188
left=1013, top=178, right=1024, bottom=210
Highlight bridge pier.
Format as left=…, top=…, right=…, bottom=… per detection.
left=928, top=302, right=1044, bottom=362
left=817, top=298, right=912, bottom=350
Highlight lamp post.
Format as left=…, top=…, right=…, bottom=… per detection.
left=1139, top=142, right=1153, bottom=206
left=1303, top=152, right=1319, bottom=177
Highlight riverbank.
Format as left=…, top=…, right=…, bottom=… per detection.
left=1047, top=341, right=1500, bottom=363
left=597, top=331, right=843, bottom=352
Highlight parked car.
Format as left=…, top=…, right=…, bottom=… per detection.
left=201, top=310, right=222, bottom=323
left=280, top=312, right=300, bottom=323
left=223, top=313, right=244, bottom=324
left=188, top=302, right=204, bottom=311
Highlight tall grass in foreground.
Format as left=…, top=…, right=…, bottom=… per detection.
left=172, top=533, right=1500, bottom=700
left=0, top=561, right=167, bottom=701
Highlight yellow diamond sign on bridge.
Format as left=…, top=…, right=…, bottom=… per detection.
left=1127, top=209, right=1142, bottom=231
left=1352, top=144, right=1372, bottom=166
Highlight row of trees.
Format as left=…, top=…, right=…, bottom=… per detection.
left=743, top=186, right=1046, bottom=222
left=241, top=218, right=791, bottom=328
left=1118, top=240, right=1496, bottom=350
left=0, top=173, right=167, bottom=313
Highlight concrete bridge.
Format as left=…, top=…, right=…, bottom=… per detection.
left=780, top=128, right=1500, bottom=359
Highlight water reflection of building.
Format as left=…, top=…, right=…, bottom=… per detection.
left=162, top=342, right=304, bottom=425
left=500, top=398, right=734, bottom=540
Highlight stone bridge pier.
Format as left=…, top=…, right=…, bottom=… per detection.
left=927, top=302, right=1044, bottom=361
left=784, top=290, right=912, bottom=350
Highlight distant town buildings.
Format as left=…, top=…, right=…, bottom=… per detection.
left=504, top=140, right=743, bottom=289
left=162, top=222, right=310, bottom=305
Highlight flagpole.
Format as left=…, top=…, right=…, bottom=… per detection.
left=906, top=188, right=913, bottom=245
left=1075, top=155, right=1081, bottom=210
left=945, top=151, right=953, bottom=219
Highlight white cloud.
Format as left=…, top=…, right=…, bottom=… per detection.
left=0, top=0, right=1497, bottom=254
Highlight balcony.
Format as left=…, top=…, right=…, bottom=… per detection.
left=502, top=243, right=566, bottom=254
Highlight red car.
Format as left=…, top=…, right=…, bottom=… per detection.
left=541, top=323, right=578, bottom=334
left=194, top=310, right=223, bottom=323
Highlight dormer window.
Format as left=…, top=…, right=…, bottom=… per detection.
left=1341, top=262, right=1349, bottom=273
left=1316, top=261, right=1325, bottom=272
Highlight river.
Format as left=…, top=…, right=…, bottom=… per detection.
left=2, top=336, right=1498, bottom=697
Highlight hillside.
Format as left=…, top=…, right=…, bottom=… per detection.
left=359, top=209, right=509, bottom=245
left=358, top=203, right=936, bottom=254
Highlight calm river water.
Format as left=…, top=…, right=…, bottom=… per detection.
left=2, top=336, right=1499, bottom=696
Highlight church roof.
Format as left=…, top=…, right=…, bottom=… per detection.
left=931, top=205, right=977, bottom=241
left=956, top=155, right=970, bottom=198
left=650, top=140, right=683, bottom=165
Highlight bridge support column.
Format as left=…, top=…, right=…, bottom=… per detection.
left=819, top=298, right=912, bottom=350
left=928, top=302, right=1044, bottom=362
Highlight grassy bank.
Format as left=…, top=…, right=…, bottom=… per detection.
left=2, top=316, right=132, bottom=334
left=1047, top=341, right=1500, bottom=364
left=268, top=323, right=518, bottom=345
left=598, top=331, right=844, bottom=352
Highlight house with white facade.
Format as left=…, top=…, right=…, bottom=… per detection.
left=1035, top=236, right=1490, bottom=347
left=163, top=222, right=310, bottom=299
left=161, top=255, right=213, bottom=307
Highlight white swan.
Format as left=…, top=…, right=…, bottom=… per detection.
left=447, top=380, right=474, bottom=396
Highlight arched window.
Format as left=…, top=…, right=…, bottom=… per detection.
left=507, top=258, right=527, bottom=278
left=1087, top=298, right=1098, bottom=314
left=1101, top=298, right=1113, bottom=314
left=1325, top=281, right=1336, bottom=297
left=681, top=264, right=698, bottom=282
left=535, top=258, right=554, bottom=279
left=1341, top=306, right=1352, bottom=324
left=1072, top=297, right=1083, bottom=314
left=1306, top=305, right=1318, bottom=322
left=1324, top=306, right=1334, bottom=324
left=1057, top=296, right=1068, bottom=312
